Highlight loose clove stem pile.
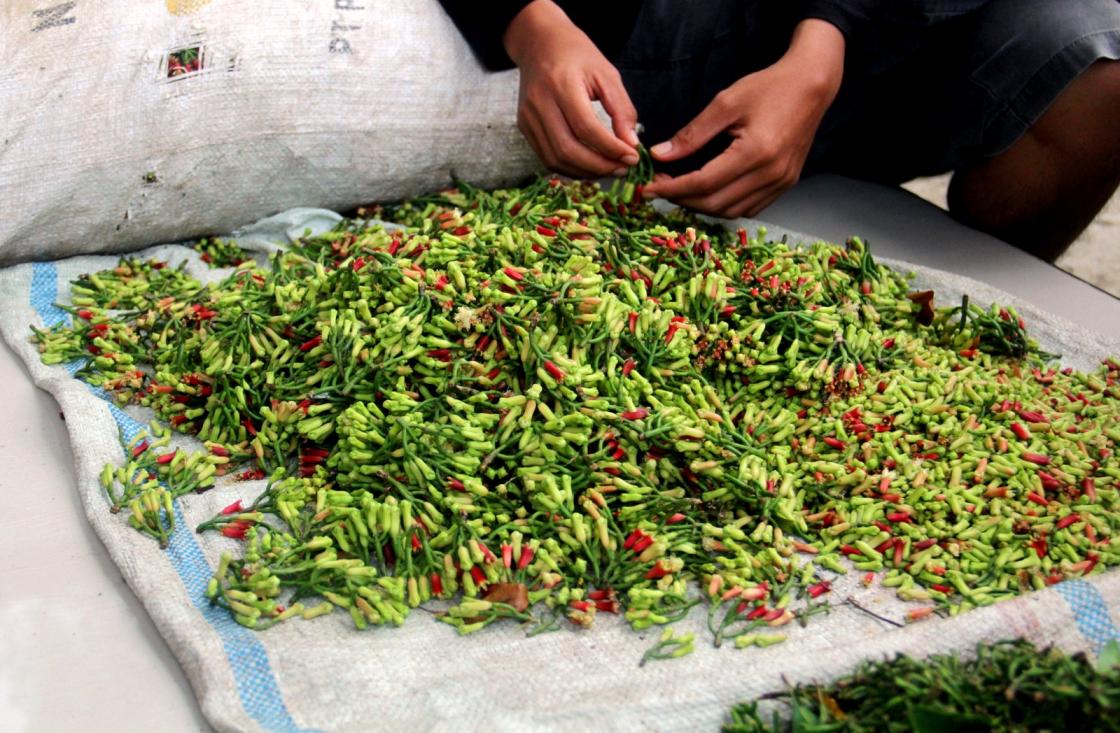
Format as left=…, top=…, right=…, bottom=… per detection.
left=723, top=639, right=1120, bottom=732
left=32, top=169, right=1120, bottom=648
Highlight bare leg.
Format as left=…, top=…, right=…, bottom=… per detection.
left=947, top=60, right=1120, bottom=261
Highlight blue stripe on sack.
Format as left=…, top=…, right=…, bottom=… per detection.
left=30, top=263, right=72, bottom=329
left=31, top=262, right=319, bottom=733
left=1055, top=579, right=1120, bottom=653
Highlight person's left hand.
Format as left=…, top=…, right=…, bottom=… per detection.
left=642, top=19, right=845, bottom=218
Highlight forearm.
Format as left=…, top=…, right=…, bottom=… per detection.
left=503, top=0, right=571, bottom=66
left=437, top=0, right=531, bottom=70
left=797, top=0, right=886, bottom=42
left=783, top=19, right=846, bottom=109
left=441, top=0, right=639, bottom=72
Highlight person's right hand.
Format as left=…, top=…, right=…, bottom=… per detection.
left=503, top=0, right=640, bottom=177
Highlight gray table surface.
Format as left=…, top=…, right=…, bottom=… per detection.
left=0, top=175, right=1116, bottom=733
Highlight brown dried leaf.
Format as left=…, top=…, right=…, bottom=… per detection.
left=818, top=690, right=847, bottom=721
left=482, top=582, right=529, bottom=613
left=908, top=290, right=936, bottom=326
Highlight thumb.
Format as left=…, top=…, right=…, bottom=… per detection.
left=650, top=95, right=734, bottom=161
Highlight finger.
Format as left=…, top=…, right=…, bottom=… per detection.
left=733, top=184, right=787, bottom=219
left=729, top=154, right=804, bottom=217
left=557, top=88, right=638, bottom=167
left=672, top=166, right=776, bottom=216
left=644, top=147, right=763, bottom=200
left=717, top=178, right=788, bottom=220
left=518, top=110, right=550, bottom=168
left=522, top=108, right=587, bottom=179
left=593, top=73, right=640, bottom=150
left=649, top=91, right=737, bottom=162
left=539, top=101, right=630, bottom=177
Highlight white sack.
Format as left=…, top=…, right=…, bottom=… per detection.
left=0, top=0, right=537, bottom=264
left=0, top=210, right=1117, bottom=731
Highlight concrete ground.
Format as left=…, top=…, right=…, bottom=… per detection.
left=903, top=176, right=1120, bottom=297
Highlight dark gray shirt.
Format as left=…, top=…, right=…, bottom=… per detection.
left=435, top=1, right=989, bottom=71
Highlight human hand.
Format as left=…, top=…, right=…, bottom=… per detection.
left=642, top=20, right=846, bottom=218
left=503, top=0, right=640, bottom=177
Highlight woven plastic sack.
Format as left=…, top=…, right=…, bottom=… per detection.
left=0, top=1, right=535, bottom=265
left=0, top=210, right=1117, bottom=732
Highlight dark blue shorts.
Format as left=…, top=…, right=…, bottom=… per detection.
left=614, top=0, right=1120, bottom=183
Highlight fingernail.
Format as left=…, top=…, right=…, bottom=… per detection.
left=612, top=167, right=628, bottom=177
left=650, top=141, right=672, bottom=156
left=621, top=154, right=639, bottom=166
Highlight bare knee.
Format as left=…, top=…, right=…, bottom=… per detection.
left=946, top=59, right=1120, bottom=260
left=1080, top=58, right=1120, bottom=97
left=1084, top=59, right=1120, bottom=151
left=1031, top=59, right=1120, bottom=156
left=949, top=58, right=1120, bottom=202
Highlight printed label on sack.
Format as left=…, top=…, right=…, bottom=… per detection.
left=329, top=0, right=364, bottom=55
left=31, top=1, right=75, bottom=32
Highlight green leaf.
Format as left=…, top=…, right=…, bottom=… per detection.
left=788, top=693, right=845, bottom=733
left=1098, top=639, right=1120, bottom=672
left=908, top=704, right=988, bottom=733
left=789, top=698, right=821, bottom=733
